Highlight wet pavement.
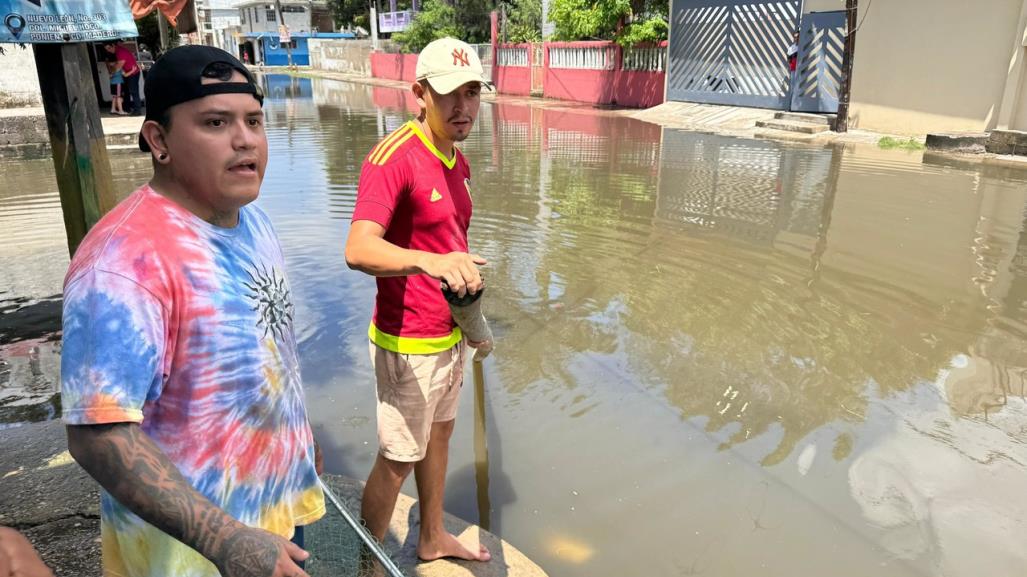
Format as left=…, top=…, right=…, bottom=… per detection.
left=3, top=74, right=1027, bottom=577
left=0, top=420, right=101, bottom=577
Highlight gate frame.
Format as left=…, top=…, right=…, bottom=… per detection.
left=666, top=0, right=803, bottom=110
left=789, top=10, right=846, bottom=113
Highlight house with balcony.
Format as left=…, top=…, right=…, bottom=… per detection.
left=196, top=0, right=242, bottom=54
left=377, top=0, right=420, bottom=34
left=235, top=0, right=351, bottom=66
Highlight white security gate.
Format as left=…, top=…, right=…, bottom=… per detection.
left=667, top=0, right=801, bottom=109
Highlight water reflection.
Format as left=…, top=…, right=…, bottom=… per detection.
left=0, top=153, right=149, bottom=428
left=2, top=75, right=1027, bottom=577
left=457, top=95, right=1027, bottom=575
left=475, top=114, right=1025, bottom=470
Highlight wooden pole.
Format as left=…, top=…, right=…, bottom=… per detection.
left=835, top=0, right=858, bottom=132
left=33, top=43, right=117, bottom=257
left=472, top=361, right=491, bottom=532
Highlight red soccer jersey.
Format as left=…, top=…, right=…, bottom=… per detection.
left=352, top=120, right=474, bottom=354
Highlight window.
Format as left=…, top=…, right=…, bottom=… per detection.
left=266, top=8, right=277, bottom=21
left=282, top=5, right=305, bottom=13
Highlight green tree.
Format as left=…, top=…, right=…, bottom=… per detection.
left=454, top=0, right=496, bottom=45
left=393, top=0, right=463, bottom=52
left=548, top=0, right=627, bottom=40
left=394, top=0, right=494, bottom=53
left=617, top=10, right=667, bottom=46
left=499, top=0, right=542, bottom=43
left=548, top=0, right=667, bottom=45
left=327, top=0, right=371, bottom=29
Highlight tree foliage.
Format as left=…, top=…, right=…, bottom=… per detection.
left=500, top=0, right=542, bottom=43
left=617, top=10, right=667, bottom=46
left=393, top=0, right=466, bottom=53
left=326, top=0, right=371, bottom=30
left=548, top=0, right=667, bottom=45
left=548, top=0, right=627, bottom=41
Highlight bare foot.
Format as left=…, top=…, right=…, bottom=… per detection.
left=417, top=532, right=491, bottom=562
left=357, top=544, right=386, bottom=577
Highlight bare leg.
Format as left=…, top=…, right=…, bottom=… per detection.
left=415, top=419, right=491, bottom=562
left=361, top=453, right=415, bottom=542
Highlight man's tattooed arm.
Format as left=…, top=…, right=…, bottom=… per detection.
left=66, top=423, right=302, bottom=577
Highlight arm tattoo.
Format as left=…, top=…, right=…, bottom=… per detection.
left=219, top=530, right=280, bottom=577
left=67, top=424, right=281, bottom=577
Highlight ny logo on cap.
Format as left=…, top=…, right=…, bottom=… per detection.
left=452, top=48, right=470, bottom=67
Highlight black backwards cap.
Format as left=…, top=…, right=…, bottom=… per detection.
left=139, top=45, right=264, bottom=152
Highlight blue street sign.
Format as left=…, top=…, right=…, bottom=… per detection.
left=1, top=0, right=137, bottom=43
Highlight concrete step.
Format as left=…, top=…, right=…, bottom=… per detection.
left=987, top=129, right=1027, bottom=156
left=925, top=132, right=988, bottom=154
left=774, top=112, right=837, bottom=128
left=754, top=129, right=819, bottom=143
left=755, top=119, right=830, bottom=134
left=105, top=132, right=138, bottom=147
left=107, top=144, right=143, bottom=155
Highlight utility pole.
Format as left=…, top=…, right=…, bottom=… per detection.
left=157, top=10, right=170, bottom=54
left=835, top=0, right=858, bottom=132
left=192, top=0, right=203, bottom=44
left=500, top=3, right=507, bottom=44
left=273, top=0, right=294, bottom=69
left=370, top=0, right=379, bottom=51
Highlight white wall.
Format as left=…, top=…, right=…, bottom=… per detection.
left=308, top=39, right=372, bottom=76
left=0, top=44, right=42, bottom=108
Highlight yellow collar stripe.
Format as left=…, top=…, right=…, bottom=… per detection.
left=406, top=121, right=457, bottom=170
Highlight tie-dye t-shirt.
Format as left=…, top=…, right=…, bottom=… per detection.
left=60, top=185, right=325, bottom=577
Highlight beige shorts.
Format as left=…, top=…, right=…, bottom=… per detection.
left=370, top=340, right=467, bottom=462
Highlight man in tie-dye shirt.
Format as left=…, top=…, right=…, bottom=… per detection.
left=61, top=46, right=324, bottom=577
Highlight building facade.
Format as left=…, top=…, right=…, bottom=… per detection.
left=664, top=0, right=1027, bottom=135
left=235, top=0, right=345, bottom=66
left=237, top=0, right=333, bottom=36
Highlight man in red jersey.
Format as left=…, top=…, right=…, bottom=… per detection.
left=345, top=37, right=494, bottom=562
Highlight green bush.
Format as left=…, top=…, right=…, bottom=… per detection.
left=878, top=136, right=925, bottom=151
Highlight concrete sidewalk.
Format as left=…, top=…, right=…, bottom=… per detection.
left=0, top=107, right=144, bottom=158
left=0, top=420, right=547, bottom=577
left=258, top=65, right=900, bottom=148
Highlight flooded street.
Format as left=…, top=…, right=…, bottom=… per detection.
left=3, top=75, right=1027, bottom=576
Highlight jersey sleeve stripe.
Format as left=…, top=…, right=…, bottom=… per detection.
left=374, top=131, right=417, bottom=166
left=369, top=126, right=412, bottom=165
left=368, top=127, right=407, bottom=164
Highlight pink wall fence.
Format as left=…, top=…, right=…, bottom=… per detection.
left=369, top=41, right=667, bottom=109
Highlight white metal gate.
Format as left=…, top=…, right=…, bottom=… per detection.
left=667, top=0, right=801, bottom=109
left=789, top=10, right=846, bottom=113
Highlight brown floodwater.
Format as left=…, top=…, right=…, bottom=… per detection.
left=2, top=74, right=1027, bottom=577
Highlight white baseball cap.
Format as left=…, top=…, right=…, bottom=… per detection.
left=415, top=37, right=494, bottom=95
